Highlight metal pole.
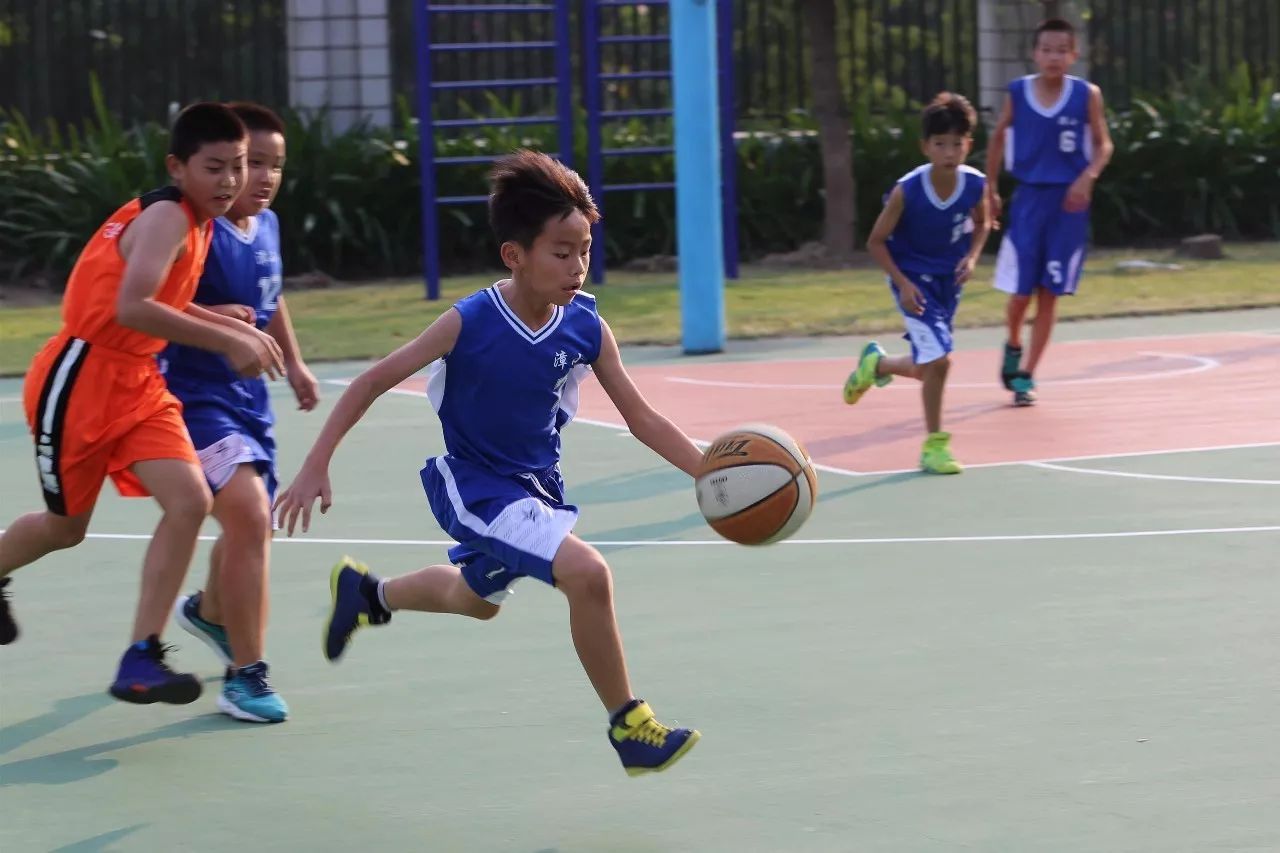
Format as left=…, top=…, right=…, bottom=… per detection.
left=412, top=0, right=441, bottom=300
left=671, top=0, right=726, bottom=353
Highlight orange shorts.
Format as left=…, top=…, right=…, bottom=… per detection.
left=22, top=334, right=199, bottom=516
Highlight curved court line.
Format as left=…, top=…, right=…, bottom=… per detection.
left=662, top=351, right=1219, bottom=391
left=19, top=525, right=1278, bottom=548
left=1026, top=460, right=1280, bottom=485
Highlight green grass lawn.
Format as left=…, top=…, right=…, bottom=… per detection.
left=2, top=243, right=1278, bottom=375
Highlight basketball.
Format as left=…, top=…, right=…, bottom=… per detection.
left=694, top=423, right=818, bottom=545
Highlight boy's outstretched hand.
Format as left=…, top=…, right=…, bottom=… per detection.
left=273, top=463, right=333, bottom=536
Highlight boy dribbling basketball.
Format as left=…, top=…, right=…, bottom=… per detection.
left=273, top=150, right=704, bottom=776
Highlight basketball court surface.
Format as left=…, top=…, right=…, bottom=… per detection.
left=2, top=308, right=1278, bottom=852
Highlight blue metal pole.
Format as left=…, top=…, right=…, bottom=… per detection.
left=717, top=0, right=739, bottom=280
left=412, top=0, right=441, bottom=300
left=553, top=0, right=574, bottom=169
left=583, top=0, right=607, bottom=284
left=670, top=0, right=725, bottom=353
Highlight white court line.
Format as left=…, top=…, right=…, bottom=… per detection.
left=11, top=525, right=1279, bottom=548
left=654, top=328, right=1278, bottom=369
left=325, top=378, right=872, bottom=475
left=664, top=351, right=1219, bottom=391
left=1026, top=460, right=1280, bottom=485
left=325, top=379, right=1279, bottom=478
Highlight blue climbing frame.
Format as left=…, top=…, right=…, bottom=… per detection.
left=411, top=1, right=575, bottom=300
left=582, top=0, right=739, bottom=285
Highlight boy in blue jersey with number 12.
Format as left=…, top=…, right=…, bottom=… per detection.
left=273, top=150, right=702, bottom=776
left=843, top=92, right=990, bottom=475
left=987, top=17, right=1114, bottom=406
left=162, top=102, right=319, bottom=724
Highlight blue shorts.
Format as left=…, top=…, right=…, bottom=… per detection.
left=421, top=456, right=578, bottom=605
left=994, top=183, right=1090, bottom=296
left=164, top=374, right=277, bottom=500
left=892, top=270, right=959, bottom=365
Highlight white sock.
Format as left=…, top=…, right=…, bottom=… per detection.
left=376, top=579, right=393, bottom=612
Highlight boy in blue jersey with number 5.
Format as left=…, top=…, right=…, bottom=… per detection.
left=162, top=103, right=319, bottom=723
left=273, top=150, right=702, bottom=776
left=843, top=93, right=990, bottom=475
left=986, top=17, right=1114, bottom=406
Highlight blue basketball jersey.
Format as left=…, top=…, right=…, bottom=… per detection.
left=161, top=210, right=284, bottom=382
left=427, top=284, right=603, bottom=476
left=1005, top=74, right=1092, bottom=185
left=886, top=164, right=986, bottom=275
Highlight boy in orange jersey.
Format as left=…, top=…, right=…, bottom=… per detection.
left=0, top=102, right=285, bottom=707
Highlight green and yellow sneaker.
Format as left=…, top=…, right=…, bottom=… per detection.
left=920, top=432, right=963, bottom=475
left=842, top=341, right=892, bottom=405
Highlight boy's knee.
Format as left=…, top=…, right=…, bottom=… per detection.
left=556, top=551, right=613, bottom=603
left=168, top=486, right=213, bottom=525
left=216, top=491, right=272, bottom=542
left=48, top=515, right=89, bottom=549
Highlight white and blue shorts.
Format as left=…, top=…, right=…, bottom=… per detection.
left=421, top=455, right=577, bottom=605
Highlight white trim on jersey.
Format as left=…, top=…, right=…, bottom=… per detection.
left=1021, top=74, right=1074, bottom=119
left=425, top=357, right=447, bottom=412
left=918, top=164, right=976, bottom=210
left=485, top=285, right=565, bottom=345
left=216, top=214, right=260, bottom=245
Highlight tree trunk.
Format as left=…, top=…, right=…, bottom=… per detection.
left=800, top=0, right=857, bottom=255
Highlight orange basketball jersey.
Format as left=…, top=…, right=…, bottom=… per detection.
left=21, top=186, right=212, bottom=515
left=61, top=185, right=212, bottom=355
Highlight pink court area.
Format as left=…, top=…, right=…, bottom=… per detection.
left=393, top=332, right=1280, bottom=475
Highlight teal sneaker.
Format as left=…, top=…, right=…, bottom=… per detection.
left=842, top=342, right=892, bottom=405
left=1010, top=372, right=1037, bottom=407
left=218, top=661, right=289, bottom=723
left=1001, top=342, right=1023, bottom=390
left=174, top=592, right=232, bottom=666
left=608, top=699, right=700, bottom=777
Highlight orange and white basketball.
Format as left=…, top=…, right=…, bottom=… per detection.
left=694, top=423, right=818, bottom=545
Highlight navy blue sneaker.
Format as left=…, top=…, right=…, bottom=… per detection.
left=324, top=557, right=391, bottom=662
left=609, top=699, right=701, bottom=777
left=108, top=635, right=202, bottom=705
left=173, top=591, right=232, bottom=666
left=0, top=577, right=17, bottom=645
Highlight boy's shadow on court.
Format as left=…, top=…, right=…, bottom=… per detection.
left=50, top=824, right=148, bottom=853
left=0, top=713, right=240, bottom=788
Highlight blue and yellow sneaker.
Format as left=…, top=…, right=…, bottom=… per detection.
left=608, top=699, right=701, bottom=777
left=173, top=591, right=232, bottom=667
left=1001, top=342, right=1023, bottom=390
left=324, top=556, right=391, bottom=662
left=219, top=661, right=289, bottom=723
left=1010, top=372, right=1037, bottom=407
left=842, top=341, right=893, bottom=405
left=108, top=635, right=202, bottom=705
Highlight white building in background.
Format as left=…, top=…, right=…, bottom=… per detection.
left=287, top=0, right=393, bottom=131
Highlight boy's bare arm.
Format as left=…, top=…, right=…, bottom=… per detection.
left=983, top=96, right=1013, bottom=223
left=865, top=186, right=925, bottom=314
left=266, top=296, right=320, bottom=410
left=1065, top=85, right=1114, bottom=212
left=116, top=203, right=283, bottom=377
left=593, top=319, right=703, bottom=477
left=274, top=308, right=462, bottom=534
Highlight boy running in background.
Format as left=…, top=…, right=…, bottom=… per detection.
left=164, top=102, right=318, bottom=724
left=274, top=150, right=702, bottom=776
left=986, top=17, right=1114, bottom=405
left=844, top=92, right=990, bottom=475
left=0, top=103, right=284, bottom=706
